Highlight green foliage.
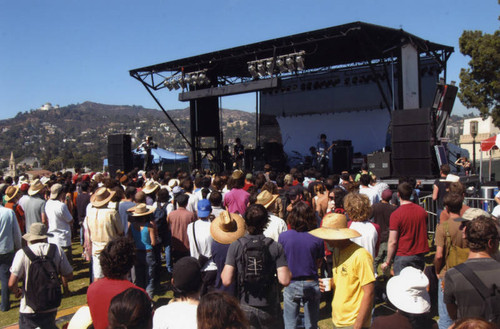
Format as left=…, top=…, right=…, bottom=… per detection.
left=458, top=29, right=500, bottom=126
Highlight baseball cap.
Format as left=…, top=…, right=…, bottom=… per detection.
left=197, top=199, right=212, bottom=218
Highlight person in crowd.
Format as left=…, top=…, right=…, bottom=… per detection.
left=4, top=186, right=25, bottom=234
left=381, top=182, right=429, bottom=275
left=439, top=182, right=469, bottom=223
left=370, top=266, right=437, bottom=329
left=311, top=182, right=328, bottom=220
left=118, top=186, right=136, bottom=234
left=84, top=187, right=123, bottom=280
left=0, top=202, right=21, bottom=312
left=255, top=190, right=287, bottom=242
left=354, top=163, right=372, bottom=182
left=167, top=193, right=196, bottom=262
left=433, top=193, right=469, bottom=329
left=326, top=187, right=346, bottom=214
left=23, top=179, right=48, bottom=231
left=444, top=216, right=500, bottom=325
left=210, top=211, right=246, bottom=296
left=87, top=236, right=146, bottom=329
left=449, top=318, right=499, bottom=329
left=261, top=182, right=284, bottom=219
left=243, top=173, right=255, bottom=192
left=433, top=164, right=451, bottom=220
left=46, top=183, right=74, bottom=272
left=143, top=180, right=159, bottom=206
left=187, top=199, right=217, bottom=296
left=75, top=181, right=91, bottom=245
left=222, top=204, right=291, bottom=329
left=358, top=174, right=379, bottom=206
left=209, top=190, right=225, bottom=219
left=153, top=256, right=201, bottom=329
left=153, top=188, right=172, bottom=277
left=224, top=170, right=250, bottom=215
left=181, top=178, right=199, bottom=216
left=344, top=192, right=380, bottom=260
left=107, top=287, right=153, bottom=329
left=9, top=223, right=73, bottom=329
left=127, top=203, right=157, bottom=298
left=310, top=213, right=375, bottom=329
left=278, top=201, right=323, bottom=329
left=286, top=185, right=305, bottom=213
left=371, top=189, right=396, bottom=275
left=197, top=291, right=249, bottom=329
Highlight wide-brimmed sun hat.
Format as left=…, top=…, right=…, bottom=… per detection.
left=256, top=190, right=279, bottom=208
left=386, top=266, right=431, bottom=314
left=309, top=213, right=361, bottom=240
left=454, top=207, right=492, bottom=222
left=4, top=186, right=19, bottom=202
left=127, top=203, right=154, bottom=217
left=142, top=180, right=160, bottom=194
left=49, top=183, right=63, bottom=200
left=23, top=223, right=53, bottom=242
left=210, top=211, right=246, bottom=244
left=28, top=179, right=45, bottom=196
left=231, top=170, right=244, bottom=180
left=90, top=187, right=116, bottom=207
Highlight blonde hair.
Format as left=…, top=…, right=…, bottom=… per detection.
left=344, top=192, right=372, bottom=222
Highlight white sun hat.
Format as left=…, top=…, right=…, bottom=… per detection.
left=386, top=266, right=431, bottom=314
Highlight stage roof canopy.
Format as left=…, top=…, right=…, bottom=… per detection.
left=130, top=21, right=453, bottom=79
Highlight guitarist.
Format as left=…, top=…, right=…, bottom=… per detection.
left=316, top=134, right=332, bottom=177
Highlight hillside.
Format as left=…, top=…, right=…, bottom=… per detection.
left=0, top=102, right=256, bottom=171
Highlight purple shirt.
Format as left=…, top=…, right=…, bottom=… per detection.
left=278, top=230, right=323, bottom=280
left=223, top=188, right=250, bottom=215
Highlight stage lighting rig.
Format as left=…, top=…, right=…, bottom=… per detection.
left=246, top=50, right=306, bottom=79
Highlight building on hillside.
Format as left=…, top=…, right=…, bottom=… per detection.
left=460, top=116, right=500, bottom=160
left=39, top=102, right=59, bottom=111
left=5, top=152, right=16, bottom=178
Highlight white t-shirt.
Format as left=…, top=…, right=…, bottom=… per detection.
left=492, top=204, right=500, bottom=218
left=186, top=220, right=217, bottom=272
left=349, top=221, right=379, bottom=260
left=46, top=199, right=73, bottom=247
left=153, top=301, right=198, bottom=329
left=263, top=213, right=288, bottom=242
left=186, top=193, right=199, bottom=215
left=359, top=186, right=380, bottom=206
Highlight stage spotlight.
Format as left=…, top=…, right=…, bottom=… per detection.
left=266, top=60, right=274, bottom=75
left=257, top=62, right=266, bottom=77
left=286, top=57, right=295, bottom=71
left=184, top=74, right=192, bottom=84
left=248, top=64, right=259, bottom=79
left=198, top=72, right=208, bottom=84
left=172, top=78, right=180, bottom=90
left=191, top=74, right=199, bottom=86
left=276, top=59, right=287, bottom=73
left=295, top=55, right=305, bottom=70
left=163, top=79, right=173, bottom=91
left=178, top=77, right=187, bottom=89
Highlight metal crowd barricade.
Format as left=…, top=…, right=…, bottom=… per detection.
left=418, top=194, right=496, bottom=235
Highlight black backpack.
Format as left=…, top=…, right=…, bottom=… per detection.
left=455, top=263, right=500, bottom=325
left=153, top=203, right=169, bottom=244
left=23, top=244, right=62, bottom=312
left=238, top=235, right=275, bottom=305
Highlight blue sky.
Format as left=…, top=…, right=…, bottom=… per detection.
left=0, top=0, right=498, bottom=120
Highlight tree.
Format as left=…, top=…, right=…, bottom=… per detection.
left=458, top=29, right=500, bottom=126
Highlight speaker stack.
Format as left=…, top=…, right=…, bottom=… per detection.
left=107, top=134, right=133, bottom=176
left=391, top=108, right=435, bottom=177
left=331, top=140, right=353, bottom=174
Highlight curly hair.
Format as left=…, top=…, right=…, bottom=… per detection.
left=344, top=192, right=372, bottom=222
left=286, top=201, right=317, bottom=232
left=100, top=237, right=136, bottom=279
left=197, top=291, right=249, bottom=329
left=465, top=216, right=499, bottom=252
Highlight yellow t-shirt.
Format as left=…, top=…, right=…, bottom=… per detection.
left=331, top=242, right=375, bottom=328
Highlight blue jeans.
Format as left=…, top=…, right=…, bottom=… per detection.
left=0, top=253, right=14, bottom=312
left=437, top=278, right=453, bottom=329
left=393, top=254, right=425, bottom=276
left=134, top=250, right=155, bottom=298
left=283, top=280, right=320, bottom=329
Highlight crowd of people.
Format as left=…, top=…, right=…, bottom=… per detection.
left=0, top=164, right=499, bottom=329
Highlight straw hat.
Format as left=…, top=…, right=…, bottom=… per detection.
left=4, top=186, right=19, bottom=202
left=454, top=207, right=492, bottom=222
left=49, top=184, right=63, bottom=200
left=127, top=203, right=154, bottom=217
left=210, top=211, right=246, bottom=244
left=443, top=174, right=460, bottom=183
left=386, top=266, right=431, bottom=314
left=23, top=223, right=53, bottom=242
left=90, top=187, right=116, bottom=207
left=28, top=179, right=45, bottom=196
left=308, top=213, right=361, bottom=240
left=231, top=170, right=244, bottom=180
left=256, top=190, right=279, bottom=208
left=142, top=180, right=160, bottom=194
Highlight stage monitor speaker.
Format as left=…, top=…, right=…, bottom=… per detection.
left=391, top=108, right=435, bottom=177
left=331, top=143, right=353, bottom=174
left=367, top=152, right=391, bottom=178
left=108, top=134, right=133, bottom=175
left=191, top=97, right=219, bottom=137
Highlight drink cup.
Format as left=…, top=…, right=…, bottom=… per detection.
left=321, top=277, right=331, bottom=292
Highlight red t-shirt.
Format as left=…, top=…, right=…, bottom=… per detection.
left=87, top=277, right=147, bottom=329
left=389, top=203, right=429, bottom=256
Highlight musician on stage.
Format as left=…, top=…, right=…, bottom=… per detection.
left=137, top=136, right=158, bottom=171
left=233, top=137, right=245, bottom=170
left=316, top=134, right=330, bottom=177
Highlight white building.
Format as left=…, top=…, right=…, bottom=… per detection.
left=459, top=116, right=500, bottom=159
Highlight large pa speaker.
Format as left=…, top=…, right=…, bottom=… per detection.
left=191, top=97, right=219, bottom=137
left=108, top=134, right=133, bottom=175
left=391, top=108, right=435, bottom=177
left=331, top=141, right=353, bottom=174
left=368, top=152, right=391, bottom=178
